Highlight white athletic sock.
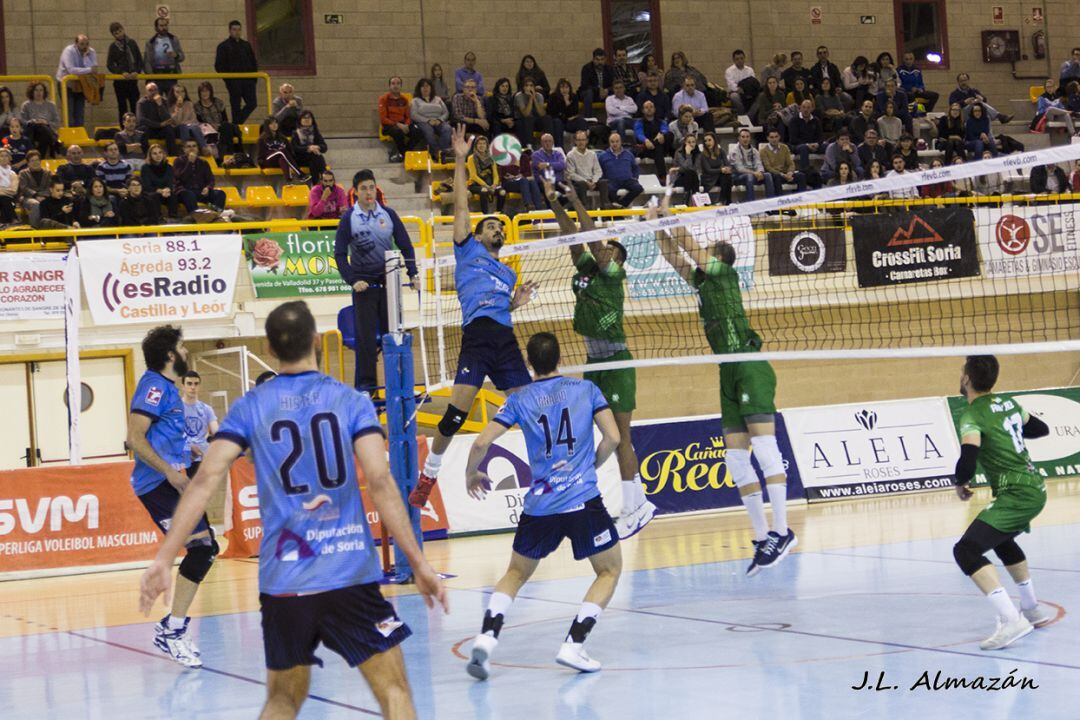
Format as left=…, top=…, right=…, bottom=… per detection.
left=766, top=483, right=788, bottom=535
left=575, top=601, right=603, bottom=623
left=166, top=615, right=187, bottom=631
left=741, top=492, right=769, bottom=543
left=986, top=587, right=1020, bottom=622
left=423, top=451, right=443, bottom=478
left=1016, top=579, right=1038, bottom=611
left=488, top=591, right=513, bottom=617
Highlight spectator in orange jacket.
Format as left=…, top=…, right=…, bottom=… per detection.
left=378, top=76, right=421, bottom=163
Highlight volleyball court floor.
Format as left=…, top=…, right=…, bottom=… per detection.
left=2, top=481, right=1078, bottom=719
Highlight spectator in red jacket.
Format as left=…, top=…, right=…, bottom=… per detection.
left=307, top=170, right=349, bottom=219
left=378, top=76, right=420, bottom=163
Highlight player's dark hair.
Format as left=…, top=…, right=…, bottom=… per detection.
left=608, top=240, right=627, bottom=264
left=142, top=325, right=183, bottom=372
left=255, top=370, right=277, bottom=386
left=183, top=371, right=201, bottom=381
left=266, top=301, right=317, bottom=364
left=964, top=355, right=999, bottom=392
left=474, top=215, right=504, bottom=235
left=526, top=332, right=561, bottom=376
left=352, top=169, right=376, bottom=189
left=229, top=20, right=242, bottom=29
left=714, top=242, right=736, bottom=266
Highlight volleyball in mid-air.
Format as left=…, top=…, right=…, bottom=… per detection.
left=491, top=134, right=522, bottom=166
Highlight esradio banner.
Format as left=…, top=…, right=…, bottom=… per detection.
left=78, top=234, right=242, bottom=325
left=0, top=252, right=67, bottom=319
left=851, top=208, right=979, bottom=287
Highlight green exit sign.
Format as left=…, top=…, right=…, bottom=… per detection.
left=324, top=14, right=344, bottom=24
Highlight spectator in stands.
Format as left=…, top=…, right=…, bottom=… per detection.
left=451, top=79, right=489, bottom=137
left=898, top=52, right=938, bottom=113
left=291, top=110, right=327, bottom=182
left=895, top=133, right=921, bottom=170
left=430, top=63, right=450, bottom=101
left=115, top=112, right=148, bottom=158
left=725, top=49, right=756, bottom=115
left=144, top=16, right=184, bottom=97
left=1029, top=162, right=1067, bottom=195
left=170, top=85, right=207, bottom=153
left=636, top=70, right=671, bottom=121
left=605, top=79, right=637, bottom=137
left=378, top=76, right=418, bottom=163
left=810, top=46, right=842, bottom=93
left=516, top=55, right=551, bottom=97
left=0, top=86, right=17, bottom=136
left=964, top=103, right=996, bottom=158
left=38, top=177, right=78, bottom=228
left=548, top=78, right=587, bottom=150
left=1059, top=48, right=1080, bottom=89
left=96, top=142, right=133, bottom=199
left=696, top=132, right=733, bottom=204
left=821, top=130, right=863, bottom=182
left=671, top=76, right=713, bottom=131
left=272, top=83, right=305, bottom=135
left=760, top=53, right=788, bottom=87
left=20, top=82, right=62, bottom=159
left=972, top=149, right=1006, bottom=195
left=1053, top=81, right=1080, bottom=132
left=411, top=79, right=452, bottom=160
left=872, top=52, right=898, bottom=95
left=857, top=128, right=891, bottom=174
left=634, top=100, right=669, bottom=179
left=789, top=99, right=823, bottom=171
left=950, top=73, right=1012, bottom=123
left=307, top=170, right=348, bottom=220
left=729, top=128, right=774, bottom=200
left=612, top=48, right=640, bottom=96
left=670, top=134, right=700, bottom=202
left=876, top=78, right=912, bottom=133
left=532, top=133, right=566, bottom=184
left=1032, top=78, right=1059, bottom=130
left=782, top=51, right=812, bottom=94
left=487, top=78, right=517, bottom=137
left=5, top=118, right=33, bottom=171
left=455, top=52, right=485, bottom=94
left=17, top=150, right=51, bottom=225
left=514, top=76, right=551, bottom=148
left=56, top=34, right=98, bottom=128
left=816, top=77, right=846, bottom=134
left=194, top=82, right=242, bottom=156
left=333, top=169, right=418, bottom=392
left=580, top=48, right=614, bottom=111
left=258, top=117, right=305, bottom=181
left=0, top=148, right=18, bottom=224
left=877, top=100, right=904, bottom=145
left=79, top=177, right=118, bottom=227
left=136, top=82, right=178, bottom=156
left=565, top=129, right=606, bottom=208
left=936, top=102, right=967, bottom=163
left=664, top=51, right=708, bottom=95
left=848, top=98, right=877, bottom=143
left=748, top=75, right=786, bottom=126
left=598, top=131, right=642, bottom=207
left=141, top=144, right=179, bottom=217
left=107, top=22, right=143, bottom=125
left=842, top=56, right=873, bottom=109
left=761, top=128, right=807, bottom=193
left=785, top=76, right=813, bottom=107
left=58, top=145, right=96, bottom=198
left=174, top=139, right=226, bottom=213
left=669, top=105, right=700, bottom=147
left=1071, top=160, right=1080, bottom=192
left=465, top=135, right=505, bottom=213
left=500, top=147, right=544, bottom=214
left=886, top=154, right=919, bottom=198
left=119, top=176, right=162, bottom=226
left=919, top=157, right=954, bottom=198
left=638, top=54, right=662, bottom=85
left=827, top=160, right=855, bottom=187
left=214, top=20, right=259, bottom=125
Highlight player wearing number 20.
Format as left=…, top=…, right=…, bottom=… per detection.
left=952, top=355, right=1054, bottom=651
left=139, top=301, right=446, bottom=720
left=464, top=332, right=623, bottom=679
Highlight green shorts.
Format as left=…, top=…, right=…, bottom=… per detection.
left=977, top=481, right=1047, bottom=534
left=583, top=349, right=636, bottom=414
left=719, top=360, right=777, bottom=431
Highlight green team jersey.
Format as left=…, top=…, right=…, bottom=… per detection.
left=689, top=258, right=761, bottom=354
left=572, top=251, right=626, bottom=343
left=958, top=394, right=1044, bottom=491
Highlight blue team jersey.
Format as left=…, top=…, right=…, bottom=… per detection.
left=183, top=400, right=217, bottom=461
left=129, top=371, right=186, bottom=496
left=215, top=371, right=386, bottom=596
left=493, top=376, right=610, bottom=516
left=454, top=233, right=516, bottom=328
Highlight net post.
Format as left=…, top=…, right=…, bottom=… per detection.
left=381, top=250, right=422, bottom=583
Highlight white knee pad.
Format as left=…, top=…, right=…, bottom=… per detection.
left=750, top=435, right=786, bottom=479
left=726, top=448, right=759, bottom=488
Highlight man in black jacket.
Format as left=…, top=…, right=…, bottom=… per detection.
left=136, top=82, right=178, bottom=155
left=579, top=48, right=613, bottom=114
left=1029, top=163, right=1069, bottom=195
left=214, top=20, right=259, bottom=125
left=107, top=22, right=143, bottom=125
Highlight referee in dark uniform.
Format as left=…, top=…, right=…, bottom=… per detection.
left=334, top=169, right=418, bottom=393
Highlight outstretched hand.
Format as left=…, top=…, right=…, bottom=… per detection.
left=511, top=280, right=540, bottom=310
left=466, top=471, right=491, bottom=500
left=451, top=124, right=473, bottom=159
left=139, top=559, right=173, bottom=616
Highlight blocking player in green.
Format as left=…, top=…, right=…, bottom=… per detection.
left=652, top=190, right=794, bottom=575
left=543, top=177, right=656, bottom=539
left=952, top=355, right=1054, bottom=650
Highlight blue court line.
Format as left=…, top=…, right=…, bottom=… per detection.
left=812, top=549, right=1080, bottom=574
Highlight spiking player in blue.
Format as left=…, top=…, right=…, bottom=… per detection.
left=464, top=332, right=622, bottom=679
left=140, top=301, right=447, bottom=720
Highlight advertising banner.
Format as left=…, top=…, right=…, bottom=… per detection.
left=975, top=206, right=1079, bottom=277
left=0, top=252, right=67, bottom=319
left=784, top=397, right=961, bottom=501
left=243, top=231, right=352, bottom=299
left=947, top=387, right=1080, bottom=482
left=766, top=227, right=847, bottom=276
left=0, top=462, right=161, bottom=574
left=78, top=234, right=242, bottom=325
left=851, top=208, right=979, bottom=287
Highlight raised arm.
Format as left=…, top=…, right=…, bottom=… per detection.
left=451, top=124, right=475, bottom=245
left=661, top=191, right=711, bottom=269
left=653, top=197, right=696, bottom=284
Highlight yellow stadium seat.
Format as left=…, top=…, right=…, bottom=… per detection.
left=404, top=151, right=429, bottom=172
left=59, top=126, right=95, bottom=148
left=204, top=155, right=226, bottom=176
left=245, top=185, right=281, bottom=207
left=1029, top=85, right=1042, bottom=104
left=94, top=126, right=120, bottom=147
left=221, top=185, right=246, bottom=207
left=42, top=159, right=66, bottom=173
left=260, top=166, right=284, bottom=177
left=222, top=156, right=262, bottom=177
left=240, top=124, right=260, bottom=145
left=281, top=184, right=310, bottom=207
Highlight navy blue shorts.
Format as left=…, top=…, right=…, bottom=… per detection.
left=456, top=317, right=531, bottom=391
left=260, top=582, right=412, bottom=670
left=513, top=496, right=619, bottom=561
left=137, top=480, right=212, bottom=540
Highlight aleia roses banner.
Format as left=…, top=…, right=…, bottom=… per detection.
left=243, top=231, right=351, bottom=298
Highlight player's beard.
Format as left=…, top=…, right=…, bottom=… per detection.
left=488, top=233, right=504, bottom=250
left=173, top=355, right=189, bottom=378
